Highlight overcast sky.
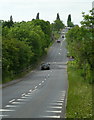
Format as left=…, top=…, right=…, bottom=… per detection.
left=0, top=0, right=93, bottom=25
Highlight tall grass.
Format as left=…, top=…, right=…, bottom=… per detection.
left=66, top=61, right=92, bottom=118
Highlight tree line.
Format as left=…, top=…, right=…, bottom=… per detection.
left=66, top=9, right=94, bottom=83
left=2, top=13, right=65, bottom=83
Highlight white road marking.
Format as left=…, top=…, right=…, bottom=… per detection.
left=55, top=101, right=64, bottom=103
left=42, top=81, right=44, bottom=83
left=9, top=99, right=15, bottom=103
left=60, top=98, right=64, bottom=101
left=5, top=105, right=17, bottom=108
left=44, top=79, right=46, bottom=80
left=25, top=94, right=31, bottom=97
left=35, top=86, right=37, bottom=89
left=0, top=109, right=15, bottom=112
left=42, top=115, right=60, bottom=118
left=11, top=102, right=21, bottom=104
left=39, top=83, right=41, bottom=85
left=46, top=110, right=62, bottom=113
left=21, top=96, right=28, bottom=99
left=0, top=115, right=9, bottom=117
left=58, top=53, right=61, bottom=55
left=32, top=89, right=37, bottom=92
left=28, top=92, right=32, bottom=95
left=29, top=89, right=32, bottom=92
left=17, top=99, right=26, bottom=101
left=50, top=103, right=63, bottom=105
left=22, top=93, right=26, bottom=96
left=48, top=106, right=62, bottom=109
left=48, top=74, right=50, bottom=76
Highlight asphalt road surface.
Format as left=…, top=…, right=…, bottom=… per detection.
left=1, top=31, right=68, bottom=119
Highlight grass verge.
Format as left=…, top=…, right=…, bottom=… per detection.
left=66, top=61, right=92, bottom=118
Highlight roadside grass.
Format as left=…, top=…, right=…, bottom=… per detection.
left=66, top=61, right=92, bottom=118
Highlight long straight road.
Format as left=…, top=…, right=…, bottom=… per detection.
left=1, top=32, right=68, bottom=118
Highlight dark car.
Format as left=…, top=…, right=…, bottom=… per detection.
left=41, top=63, right=50, bottom=70
left=57, top=40, right=61, bottom=43
left=62, top=35, right=64, bottom=38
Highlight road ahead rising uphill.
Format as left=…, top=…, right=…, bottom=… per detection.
left=1, top=32, right=68, bottom=118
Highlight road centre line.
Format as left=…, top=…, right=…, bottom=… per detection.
left=29, top=89, right=32, bottom=92
left=35, top=86, right=37, bottom=89
left=39, top=83, right=41, bottom=86
left=42, top=81, right=44, bottom=83
left=48, top=74, right=50, bottom=77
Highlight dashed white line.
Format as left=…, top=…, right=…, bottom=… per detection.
left=17, top=99, right=26, bottom=101
left=28, top=92, right=32, bottom=95
left=60, top=98, right=65, bottom=101
left=0, top=109, right=15, bottom=112
left=29, top=89, right=32, bottom=92
left=0, top=115, right=9, bottom=117
left=11, top=102, right=21, bottom=104
left=50, top=103, right=63, bottom=106
left=46, top=110, right=62, bottom=113
left=22, top=93, right=26, bottom=96
left=25, top=94, right=31, bottom=97
left=9, top=99, right=15, bottom=103
left=5, top=105, right=17, bottom=108
left=35, top=86, right=37, bottom=89
left=48, top=106, right=62, bottom=109
left=55, top=101, right=64, bottom=103
left=39, top=83, right=41, bottom=85
left=42, top=115, right=60, bottom=118
left=42, top=81, right=44, bottom=83
left=44, top=79, right=46, bottom=81
left=21, top=96, right=28, bottom=99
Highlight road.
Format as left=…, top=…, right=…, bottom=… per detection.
left=1, top=31, right=68, bottom=119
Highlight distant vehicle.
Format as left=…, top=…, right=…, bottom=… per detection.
left=57, top=40, right=61, bottom=43
left=62, top=35, right=64, bottom=38
left=41, top=63, right=50, bottom=70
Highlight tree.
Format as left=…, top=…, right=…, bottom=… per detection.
left=53, top=19, right=65, bottom=31
left=66, top=9, right=94, bottom=83
left=67, top=14, right=74, bottom=27
left=2, top=16, right=14, bottom=28
left=36, top=13, right=40, bottom=19
left=10, top=15, right=13, bottom=22
left=56, top=13, right=60, bottom=20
